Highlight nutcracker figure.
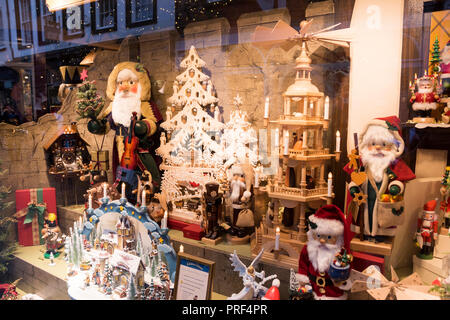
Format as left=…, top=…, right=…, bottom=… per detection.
left=416, top=200, right=439, bottom=259
left=41, top=213, right=62, bottom=259
left=203, top=182, right=222, bottom=240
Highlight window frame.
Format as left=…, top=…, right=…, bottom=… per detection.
left=14, top=0, right=34, bottom=49
left=90, top=0, right=118, bottom=34
left=125, top=0, right=157, bottom=28
left=36, top=0, right=60, bottom=46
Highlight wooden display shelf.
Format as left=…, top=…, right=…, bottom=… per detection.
left=350, top=238, right=393, bottom=256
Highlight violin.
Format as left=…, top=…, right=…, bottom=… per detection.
left=120, top=112, right=139, bottom=170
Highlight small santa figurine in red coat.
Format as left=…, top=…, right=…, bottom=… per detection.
left=410, top=74, right=440, bottom=120
left=415, top=199, right=439, bottom=259
left=296, top=205, right=353, bottom=300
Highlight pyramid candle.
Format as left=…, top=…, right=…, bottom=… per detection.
left=336, top=130, right=341, bottom=153
left=327, top=172, right=333, bottom=197
left=121, top=183, right=125, bottom=199
left=324, top=96, right=329, bottom=120
left=264, top=97, right=270, bottom=118
left=275, top=227, right=280, bottom=250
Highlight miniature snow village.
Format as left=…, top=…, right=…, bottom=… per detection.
left=64, top=186, right=177, bottom=300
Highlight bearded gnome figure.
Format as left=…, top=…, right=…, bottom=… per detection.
left=441, top=40, right=450, bottom=97
left=296, top=205, right=353, bottom=300
left=344, top=116, right=415, bottom=241
left=88, top=62, right=163, bottom=202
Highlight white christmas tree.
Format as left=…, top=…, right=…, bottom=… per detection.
left=156, top=46, right=227, bottom=224
left=221, top=94, right=258, bottom=169
left=167, top=45, right=219, bottom=110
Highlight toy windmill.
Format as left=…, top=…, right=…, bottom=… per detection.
left=252, top=19, right=351, bottom=51
left=350, top=265, right=440, bottom=300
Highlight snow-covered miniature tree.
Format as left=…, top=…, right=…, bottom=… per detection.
left=167, top=45, right=218, bottom=111
left=127, top=274, right=137, bottom=300
left=221, top=94, right=258, bottom=169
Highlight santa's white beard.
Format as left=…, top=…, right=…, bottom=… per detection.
left=230, top=180, right=245, bottom=202
left=111, top=89, right=142, bottom=128
left=360, top=146, right=397, bottom=183
left=307, top=232, right=343, bottom=273
left=418, top=87, right=433, bottom=94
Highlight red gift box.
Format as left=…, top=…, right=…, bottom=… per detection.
left=14, top=188, right=57, bottom=246
left=182, top=224, right=205, bottom=241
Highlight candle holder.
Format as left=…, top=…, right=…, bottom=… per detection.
left=101, top=197, right=110, bottom=205
left=264, top=118, right=269, bottom=128
left=273, top=249, right=280, bottom=260
left=86, top=207, right=94, bottom=216
left=334, top=151, right=341, bottom=162
left=119, top=197, right=127, bottom=206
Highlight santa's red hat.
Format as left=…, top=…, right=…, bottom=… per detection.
left=262, top=279, right=280, bottom=300
left=308, top=204, right=352, bottom=252
left=423, top=199, right=437, bottom=213
left=359, top=116, right=405, bottom=157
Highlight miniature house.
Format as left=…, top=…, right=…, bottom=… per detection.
left=110, top=249, right=146, bottom=290
left=43, top=122, right=91, bottom=175
left=252, top=42, right=340, bottom=268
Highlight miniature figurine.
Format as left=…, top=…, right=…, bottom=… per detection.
left=261, top=279, right=280, bottom=300
left=228, top=249, right=278, bottom=300
left=229, top=165, right=252, bottom=226
left=296, top=205, right=353, bottom=300
left=84, top=275, right=90, bottom=288
left=416, top=200, right=439, bottom=259
left=409, top=73, right=440, bottom=122
left=344, top=116, right=415, bottom=242
left=203, top=182, right=223, bottom=240
left=41, top=213, right=63, bottom=259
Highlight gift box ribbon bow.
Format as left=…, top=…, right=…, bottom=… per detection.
left=15, top=201, right=46, bottom=226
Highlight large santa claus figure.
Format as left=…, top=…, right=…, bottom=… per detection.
left=88, top=62, right=163, bottom=200
left=344, top=116, right=415, bottom=241
left=296, top=205, right=353, bottom=300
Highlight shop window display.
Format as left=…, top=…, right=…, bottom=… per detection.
left=0, top=0, right=449, bottom=303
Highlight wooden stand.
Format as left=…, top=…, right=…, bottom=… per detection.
left=226, top=234, right=250, bottom=245
left=201, top=236, right=223, bottom=246
left=412, top=117, right=435, bottom=124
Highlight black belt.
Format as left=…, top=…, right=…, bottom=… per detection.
left=308, top=273, right=334, bottom=287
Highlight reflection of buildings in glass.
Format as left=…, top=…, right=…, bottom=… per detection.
left=15, top=0, right=33, bottom=47
left=93, top=0, right=117, bottom=32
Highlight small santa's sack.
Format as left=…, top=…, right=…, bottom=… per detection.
left=235, top=209, right=255, bottom=228
left=377, top=200, right=406, bottom=228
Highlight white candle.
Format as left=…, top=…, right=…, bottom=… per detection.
left=283, top=130, right=289, bottom=155
left=275, top=227, right=280, bottom=250
left=88, top=194, right=92, bottom=209
left=121, top=183, right=126, bottom=199
left=103, top=183, right=107, bottom=198
left=274, top=128, right=279, bottom=149
left=142, top=189, right=146, bottom=207
left=179, top=244, right=184, bottom=253
left=324, top=96, right=329, bottom=120
left=327, top=172, right=333, bottom=197
left=264, top=97, right=270, bottom=118
left=336, top=130, right=341, bottom=153
left=162, top=210, right=168, bottom=229
left=254, top=171, right=259, bottom=188
left=309, top=101, right=314, bottom=116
